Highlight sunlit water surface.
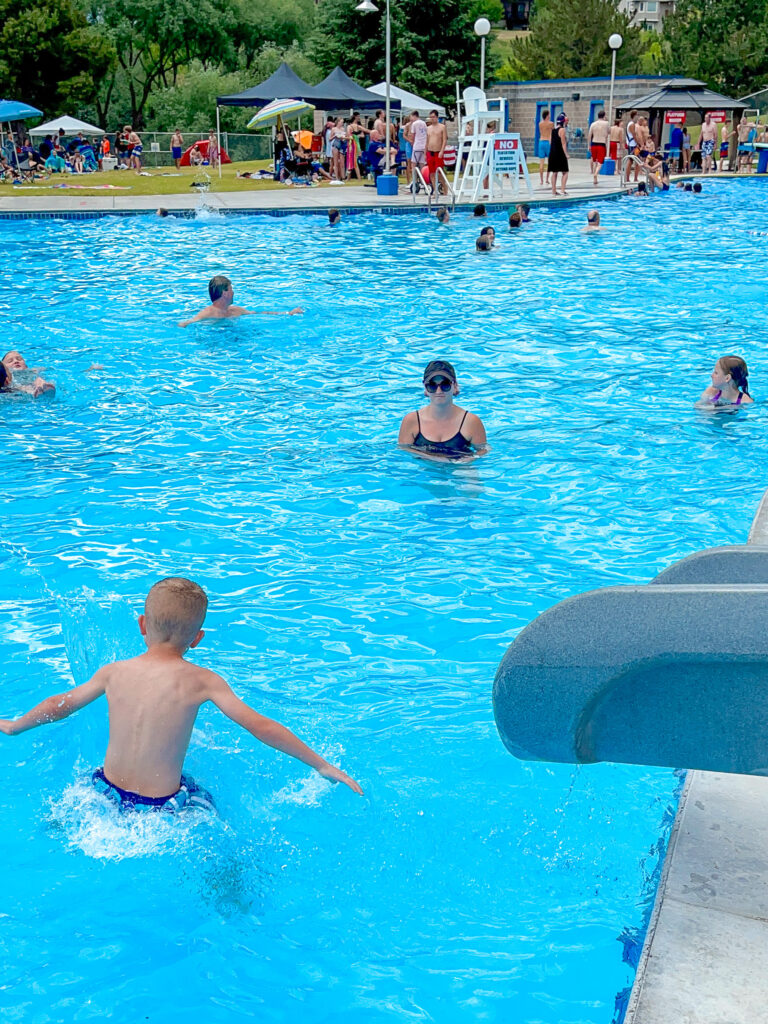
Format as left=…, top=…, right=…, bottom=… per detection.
left=1, top=179, right=765, bottom=1023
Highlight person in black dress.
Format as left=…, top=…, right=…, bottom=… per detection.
left=549, top=113, right=569, bottom=197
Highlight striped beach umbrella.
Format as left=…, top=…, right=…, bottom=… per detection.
left=247, top=98, right=316, bottom=129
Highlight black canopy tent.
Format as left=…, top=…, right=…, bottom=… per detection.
left=309, top=67, right=401, bottom=112
left=617, top=77, right=748, bottom=148
left=216, top=62, right=318, bottom=107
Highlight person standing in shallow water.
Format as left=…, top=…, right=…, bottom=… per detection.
left=398, top=360, right=487, bottom=460
left=548, top=114, right=569, bottom=197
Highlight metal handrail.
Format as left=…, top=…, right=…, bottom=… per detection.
left=410, top=167, right=432, bottom=209
left=435, top=166, right=456, bottom=210
left=622, top=153, right=654, bottom=188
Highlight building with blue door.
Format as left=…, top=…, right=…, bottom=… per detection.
left=489, top=75, right=663, bottom=158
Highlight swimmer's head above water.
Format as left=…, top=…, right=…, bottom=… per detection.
left=2, top=350, right=26, bottom=371
left=328, top=208, right=341, bottom=225
left=587, top=209, right=600, bottom=225
left=140, top=576, right=208, bottom=653
left=436, top=206, right=450, bottom=224
left=423, top=359, right=458, bottom=396
left=476, top=236, right=492, bottom=251
left=208, top=275, right=233, bottom=303
left=473, top=204, right=487, bottom=217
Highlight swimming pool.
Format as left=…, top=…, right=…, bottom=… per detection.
left=2, top=179, right=766, bottom=1022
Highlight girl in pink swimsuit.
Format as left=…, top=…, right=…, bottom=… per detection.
left=696, top=355, right=754, bottom=408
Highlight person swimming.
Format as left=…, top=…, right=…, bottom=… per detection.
left=328, top=208, right=341, bottom=225
left=583, top=209, right=602, bottom=231
left=1, top=350, right=55, bottom=396
left=476, top=236, right=492, bottom=251
left=508, top=211, right=522, bottom=229
left=696, top=355, right=753, bottom=408
left=473, top=204, right=487, bottom=217
left=397, top=359, right=487, bottom=460
left=436, top=206, right=450, bottom=224
left=179, top=276, right=304, bottom=327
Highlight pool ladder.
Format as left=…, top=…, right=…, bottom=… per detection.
left=410, top=166, right=456, bottom=211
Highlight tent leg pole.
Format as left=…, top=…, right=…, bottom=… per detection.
left=216, top=106, right=222, bottom=180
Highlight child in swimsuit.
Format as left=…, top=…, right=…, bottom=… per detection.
left=0, top=577, right=363, bottom=811
left=696, top=355, right=753, bottom=408
left=397, top=359, right=488, bottom=460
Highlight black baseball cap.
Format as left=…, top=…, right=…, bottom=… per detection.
left=423, top=359, right=457, bottom=383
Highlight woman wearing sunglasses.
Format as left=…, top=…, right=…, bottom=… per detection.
left=398, top=360, right=487, bottom=459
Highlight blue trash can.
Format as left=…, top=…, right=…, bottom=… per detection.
left=376, top=174, right=398, bottom=196
left=600, top=158, right=616, bottom=176
left=758, top=149, right=768, bottom=174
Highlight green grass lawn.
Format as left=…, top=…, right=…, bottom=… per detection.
left=0, top=159, right=361, bottom=199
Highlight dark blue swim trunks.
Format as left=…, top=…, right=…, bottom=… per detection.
left=92, top=767, right=216, bottom=813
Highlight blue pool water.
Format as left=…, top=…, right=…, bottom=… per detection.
left=2, top=179, right=767, bottom=1022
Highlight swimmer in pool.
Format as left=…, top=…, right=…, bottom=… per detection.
left=476, top=236, right=492, bottom=251
left=0, top=577, right=363, bottom=811
left=179, top=276, right=304, bottom=327
left=398, top=359, right=487, bottom=460
left=582, top=209, right=602, bottom=231
left=696, top=355, right=753, bottom=408
left=2, top=350, right=55, bottom=396
left=436, top=206, right=450, bottom=224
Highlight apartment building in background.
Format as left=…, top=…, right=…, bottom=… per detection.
left=618, top=0, right=677, bottom=31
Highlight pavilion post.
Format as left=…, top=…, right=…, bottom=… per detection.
left=216, top=106, right=222, bottom=179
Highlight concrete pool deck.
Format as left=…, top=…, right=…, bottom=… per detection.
left=626, top=491, right=768, bottom=1024
left=0, top=158, right=626, bottom=216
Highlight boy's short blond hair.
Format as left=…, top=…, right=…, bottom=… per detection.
left=144, top=577, right=208, bottom=648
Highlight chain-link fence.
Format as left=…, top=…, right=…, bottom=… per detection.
left=128, top=131, right=272, bottom=167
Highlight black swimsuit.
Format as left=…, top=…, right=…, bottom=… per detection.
left=413, top=410, right=472, bottom=456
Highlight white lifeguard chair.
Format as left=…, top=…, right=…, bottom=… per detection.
left=453, top=86, right=532, bottom=202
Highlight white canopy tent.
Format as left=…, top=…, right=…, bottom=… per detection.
left=368, top=83, right=445, bottom=118
left=29, top=116, right=104, bottom=137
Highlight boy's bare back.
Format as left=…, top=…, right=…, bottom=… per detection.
left=100, top=651, right=218, bottom=796
left=0, top=577, right=362, bottom=802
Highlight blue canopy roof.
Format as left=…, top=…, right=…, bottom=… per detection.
left=0, top=99, right=43, bottom=120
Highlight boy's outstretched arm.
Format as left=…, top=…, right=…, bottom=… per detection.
left=207, top=676, right=363, bottom=795
left=0, top=670, right=107, bottom=736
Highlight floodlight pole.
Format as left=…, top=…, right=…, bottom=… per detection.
left=356, top=0, right=392, bottom=173
left=608, top=33, right=623, bottom=128
left=385, top=0, right=391, bottom=173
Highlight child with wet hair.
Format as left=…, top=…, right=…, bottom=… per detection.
left=696, top=355, right=753, bottom=408
left=0, top=577, right=363, bottom=811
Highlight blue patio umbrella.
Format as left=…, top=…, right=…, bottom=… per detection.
left=0, top=99, right=43, bottom=172
left=0, top=99, right=43, bottom=121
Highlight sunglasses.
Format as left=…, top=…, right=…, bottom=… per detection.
left=425, top=377, right=453, bottom=393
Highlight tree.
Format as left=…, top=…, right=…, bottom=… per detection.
left=661, top=0, right=768, bottom=97
left=309, top=0, right=503, bottom=107
left=499, top=0, right=643, bottom=81
left=84, top=0, right=239, bottom=127
left=0, top=0, right=114, bottom=115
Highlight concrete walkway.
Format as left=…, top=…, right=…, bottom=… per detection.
left=0, top=158, right=627, bottom=216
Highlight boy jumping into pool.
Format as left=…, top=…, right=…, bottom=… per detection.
left=0, top=577, right=362, bottom=810
left=179, top=276, right=303, bottom=327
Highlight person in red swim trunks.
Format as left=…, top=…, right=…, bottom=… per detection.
left=587, top=109, right=610, bottom=185
left=426, top=110, right=447, bottom=194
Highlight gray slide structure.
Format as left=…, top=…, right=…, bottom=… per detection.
left=492, top=492, right=768, bottom=775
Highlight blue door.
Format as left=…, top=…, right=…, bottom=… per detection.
left=534, top=101, right=550, bottom=153
left=588, top=99, right=605, bottom=125
left=549, top=101, right=564, bottom=125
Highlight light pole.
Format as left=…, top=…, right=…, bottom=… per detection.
left=356, top=0, right=392, bottom=175
left=607, top=33, right=623, bottom=128
left=474, top=17, right=491, bottom=93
